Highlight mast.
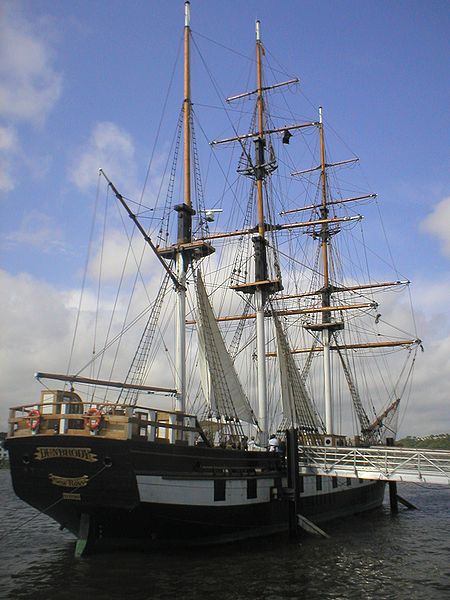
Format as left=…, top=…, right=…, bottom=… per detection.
left=255, top=20, right=265, bottom=239
left=184, top=1, right=191, bottom=210
left=318, top=106, right=334, bottom=434
left=152, top=2, right=214, bottom=414
left=175, top=1, right=193, bottom=414
left=208, top=20, right=307, bottom=443
left=254, top=19, right=268, bottom=446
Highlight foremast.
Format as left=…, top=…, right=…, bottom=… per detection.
left=158, top=1, right=215, bottom=414
left=174, top=0, right=193, bottom=414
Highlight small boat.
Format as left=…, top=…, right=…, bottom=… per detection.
left=5, top=2, right=420, bottom=555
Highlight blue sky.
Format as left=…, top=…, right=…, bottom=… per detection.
left=0, top=0, right=449, bottom=434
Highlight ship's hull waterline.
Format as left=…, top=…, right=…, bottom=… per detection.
left=6, top=435, right=385, bottom=552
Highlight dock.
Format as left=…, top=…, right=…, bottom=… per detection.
left=297, top=444, right=450, bottom=485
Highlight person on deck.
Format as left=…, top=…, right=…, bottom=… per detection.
left=268, top=434, right=279, bottom=452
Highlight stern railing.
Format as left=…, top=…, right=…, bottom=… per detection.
left=8, top=390, right=207, bottom=446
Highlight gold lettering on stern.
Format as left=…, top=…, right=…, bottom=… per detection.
left=34, top=447, right=98, bottom=462
left=49, top=474, right=89, bottom=488
left=62, top=492, right=81, bottom=501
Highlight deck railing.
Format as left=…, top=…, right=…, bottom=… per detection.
left=8, top=396, right=205, bottom=446
left=298, top=445, right=450, bottom=485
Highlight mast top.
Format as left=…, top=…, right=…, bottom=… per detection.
left=185, top=1, right=190, bottom=27
left=319, top=106, right=323, bottom=124
left=256, top=19, right=261, bottom=42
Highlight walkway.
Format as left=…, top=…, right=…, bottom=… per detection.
left=297, top=445, right=450, bottom=485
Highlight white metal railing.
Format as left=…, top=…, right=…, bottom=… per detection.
left=298, top=445, right=450, bottom=485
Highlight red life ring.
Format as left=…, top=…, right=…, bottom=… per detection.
left=84, top=407, right=102, bottom=431
left=26, top=408, right=41, bottom=432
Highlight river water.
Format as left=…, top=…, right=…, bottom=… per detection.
left=0, top=469, right=449, bottom=599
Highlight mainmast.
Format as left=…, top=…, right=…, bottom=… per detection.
left=255, top=20, right=266, bottom=239
left=208, top=20, right=313, bottom=443
left=318, top=106, right=334, bottom=434
left=254, top=19, right=268, bottom=446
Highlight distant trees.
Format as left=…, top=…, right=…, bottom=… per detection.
left=397, top=434, right=450, bottom=450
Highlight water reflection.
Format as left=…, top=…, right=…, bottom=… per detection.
left=1, top=471, right=449, bottom=600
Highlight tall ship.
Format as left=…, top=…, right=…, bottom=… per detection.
left=5, top=3, right=420, bottom=555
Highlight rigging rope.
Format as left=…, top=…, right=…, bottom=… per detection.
left=66, top=170, right=103, bottom=381
left=0, top=464, right=108, bottom=545
left=118, top=273, right=171, bottom=405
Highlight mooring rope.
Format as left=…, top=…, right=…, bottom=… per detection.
left=0, top=464, right=108, bottom=544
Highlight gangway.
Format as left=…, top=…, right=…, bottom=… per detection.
left=297, top=445, right=450, bottom=485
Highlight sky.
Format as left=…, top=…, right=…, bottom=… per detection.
left=0, top=0, right=449, bottom=435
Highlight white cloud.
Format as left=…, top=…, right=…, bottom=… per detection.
left=0, top=268, right=176, bottom=430
left=0, top=157, right=15, bottom=192
left=2, top=210, right=69, bottom=254
left=0, top=124, right=19, bottom=191
left=87, top=228, right=159, bottom=284
left=0, top=269, right=73, bottom=429
left=0, top=4, right=61, bottom=193
left=398, top=332, right=450, bottom=436
left=362, top=277, right=450, bottom=436
left=421, top=196, right=450, bottom=257
left=0, top=262, right=450, bottom=435
left=0, top=125, right=18, bottom=151
left=69, top=122, right=136, bottom=192
left=0, top=4, right=62, bottom=125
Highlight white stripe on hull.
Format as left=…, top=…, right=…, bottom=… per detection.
left=137, top=475, right=273, bottom=505
left=301, top=474, right=369, bottom=495
left=137, top=474, right=375, bottom=507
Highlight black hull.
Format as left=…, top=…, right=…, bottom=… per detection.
left=6, top=435, right=385, bottom=553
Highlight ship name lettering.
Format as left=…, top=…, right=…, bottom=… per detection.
left=49, top=474, right=89, bottom=488
left=34, top=447, right=98, bottom=462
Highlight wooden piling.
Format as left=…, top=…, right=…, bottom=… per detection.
left=286, top=428, right=300, bottom=539
left=388, top=480, right=399, bottom=513
left=386, top=437, right=399, bottom=513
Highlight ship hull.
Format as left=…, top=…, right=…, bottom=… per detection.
left=6, top=435, right=385, bottom=553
